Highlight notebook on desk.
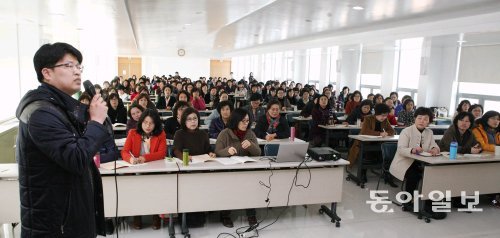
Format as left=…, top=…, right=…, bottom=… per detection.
left=275, top=142, right=309, bottom=163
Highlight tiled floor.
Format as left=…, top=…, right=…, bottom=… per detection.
left=3, top=170, right=500, bottom=238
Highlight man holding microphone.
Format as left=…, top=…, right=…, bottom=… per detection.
left=16, top=42, right=110, bottom=237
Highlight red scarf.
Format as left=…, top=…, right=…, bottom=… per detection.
left=233, top=129, right=247, bottom=141
left=266, top=112, right=281, bottom=130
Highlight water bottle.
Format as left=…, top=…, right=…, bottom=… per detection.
left=182, top=149, right=190, bottom=166
left=290, top=127, right=295, bottom=141
left=449, top=141, right=458, bottom=160
left=93, top=152, right=100, bottom=168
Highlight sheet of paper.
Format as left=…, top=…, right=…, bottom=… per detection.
left=190, top=154, right=214, bottom=164
left=231, top=156, right=257, bottom=163
left=100, top=160, right=132, bottom=170
left=214, top=157, right=241, bottom=165
left=358, top=135, right=382, bottom=139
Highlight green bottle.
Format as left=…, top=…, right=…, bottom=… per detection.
left=182, top=149, right=189, bottom=166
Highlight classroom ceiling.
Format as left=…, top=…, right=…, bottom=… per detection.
left=1, top=0, right=500, bottom=57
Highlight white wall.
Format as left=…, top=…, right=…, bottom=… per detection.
left=142, top=56, right=210, bottom=79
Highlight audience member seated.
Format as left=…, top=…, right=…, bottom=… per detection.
left=126, top=104, right=145, bottom=133
left=383, top=97, right=398, bottom=125
left=79, top=92, right=91, bottom=105
left=204, top=92, right=230, bottom=126
left=156, top=85, right=176, bottom=110
left=344, top=90, right=362, bottom=115
left=397, top=99, right=415, bottom=127
left=344, top=99, right=373, bottom=125
left=276, top=88, right=291, bottom=111
left=164, top=101, right=190, bottom=139
left=135, top=92, right=157, bottom=110
left=389, top=107, right=446, bottom=220
left=453, top=100, right=471, bottom=119
left=254, top=100, right=290, bottom=141
left=310, top=94, right=339, bottom=147
left=214, top=108, right=261, bottom=227
left=395, top=95, right=411, bottom=116
left=190, top=88, right=206, bottom=111
left=472, top=110, right=500, bottom=152
left=243, top=93, right=266, bottom=125
left=297, top=89, right=310, bottom=110
left=176, top=90, right=191, bottom=103
left=439, top=111, right=482, bottom=154
left=468, top=104, right=484, bottom=121
left=348, top=104, right=395, bottom=183
left=209, top=101, right=234, bottom=139
left=107, top=93, right=127, bottom=124
left=120, top=109, right=167, bottom=230
left=173, top=107, right=215, bottom=159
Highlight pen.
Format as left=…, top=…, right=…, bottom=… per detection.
left=129, top=151, right=137, bottom=164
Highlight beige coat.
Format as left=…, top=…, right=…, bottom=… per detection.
left=389, top=125, right=439, bottom=181
left=215, top=128, right=261, bottom=157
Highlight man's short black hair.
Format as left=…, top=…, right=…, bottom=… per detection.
left=250, top=93, right=262, bottom=102
left=34, top=42, right=83, bottom=82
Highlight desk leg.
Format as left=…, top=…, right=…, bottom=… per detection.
left=325, top=129, right=330, bottom=147
left=181, top=213, right=190, bottom=238
left=168, top=214, right=175, bottom=238
left=319, top=202, right=341, bottom=228
left=346, top=141, right=365, bottom=188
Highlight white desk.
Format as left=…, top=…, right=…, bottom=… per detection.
left=346, top=135, right=443, bottom=188
left=409, top=152, right=500, bottom=200
left=177, top=158, right=349, bottom=227
left=0, top=164, right=19, bottom=224
left=0, top=161, right=179, bottom=222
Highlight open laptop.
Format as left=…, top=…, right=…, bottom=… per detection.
left=275, top=142, right=309, bottom=163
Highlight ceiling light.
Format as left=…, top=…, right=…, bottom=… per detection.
left=217, top=45, right=222, bottom=48
left=457, top=40, right=467, bottom=43
left=184, top=23, right=191, bottom=26
left=352, top=6, right=364, bottom=10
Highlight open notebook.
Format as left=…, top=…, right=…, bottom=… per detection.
left=175, top=155, right=257, bottom=165
left=100, top=160, right=144, bottom=170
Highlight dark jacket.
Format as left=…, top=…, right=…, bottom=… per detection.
left=209, top=117, right=227, bottom=139
left=16, top=83, right=108, bottom=237
left=164, top=117, right=181, bottom=139
left=345, top=107, right=371, bottom=125
left=243, top=105, right=266, bottom=124
left=300, top=100, right=316, bottom=117
left=107, top=105, right=127, bottom=124
left=439, top=125, right=477, bottom=154
left=297, top=98, right=310, bottom=110
left=156, top=95, right=176, bottom=109
left=310, top=106, right=338, bottom=139
left=254, top=114, right=290, bottom=139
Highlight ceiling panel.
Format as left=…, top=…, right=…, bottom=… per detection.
left=1, top=0, right=500, bottom=57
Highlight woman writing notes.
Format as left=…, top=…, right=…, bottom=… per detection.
left=120, top=109, right=167, bottom=230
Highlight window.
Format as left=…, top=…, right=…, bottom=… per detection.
left=325, top=46, right=339, bottom=86
left=396, top=37, right=423, bottom=104
left=457, top=82, right=500, bottom=112
left=285, top=51, right=294, bottom=81
left=306, top=48, right=321, bottom=85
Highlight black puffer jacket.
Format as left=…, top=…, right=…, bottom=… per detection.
left=16, top=83, right=108, bottom=237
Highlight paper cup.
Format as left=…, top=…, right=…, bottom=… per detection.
left=495, top=146, right=500, bottom=156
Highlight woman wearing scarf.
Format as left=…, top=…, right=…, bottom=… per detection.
left=254, top=100, right=290, bottom=141
left=472, top=110, right=500, bottom=152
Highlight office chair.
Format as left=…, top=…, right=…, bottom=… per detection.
left=263, top=144, right=280, bottom=157
left=376, top=142, right=398, bottom=191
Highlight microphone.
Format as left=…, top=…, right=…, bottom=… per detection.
left=83, top=80, right=96, bottom=98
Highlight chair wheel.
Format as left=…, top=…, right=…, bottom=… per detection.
left=185, top=235, right=191, bottom=238
left=170, top=235, right=175, bottom=238
left=346, top=177, right=351, bottom=181
left=319, top=209, right=324, bottom=214
left=425, top=218, right=431, bottom=223
left=360, top=184, right=365, bottom=189
left=336, top=221, right=340, bottom=227
left=331, top=219, right=335, bottom=223
left=402, top=206, right=408, bottom=212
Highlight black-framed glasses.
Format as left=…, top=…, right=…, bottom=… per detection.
left=49, top=62, right=84, bottom=72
